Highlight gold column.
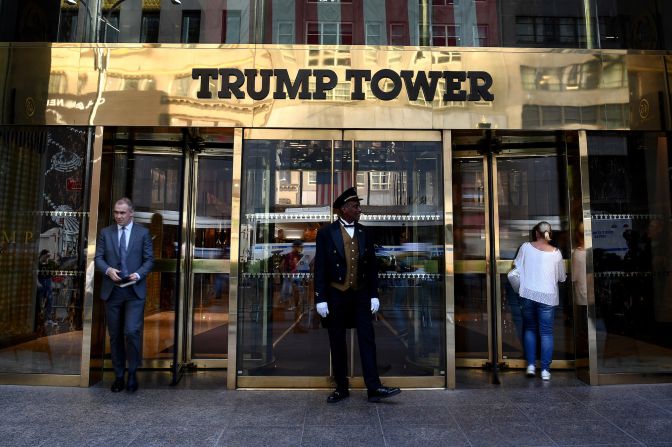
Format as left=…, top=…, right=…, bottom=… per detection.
left=227, top=128, right=243, bottom=389
left=442, top=130, right=455, bottom=389
left=578, top=130, right=598, bottom=385
left=80, top=126, right=103, bottom=386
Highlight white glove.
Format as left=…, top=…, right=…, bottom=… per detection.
left=316, top=302, right=329, bottom=318
left=370, top=298, right=380, bottom=314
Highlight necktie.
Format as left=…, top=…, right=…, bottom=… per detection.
left=119, top=226, right=128, bottom=278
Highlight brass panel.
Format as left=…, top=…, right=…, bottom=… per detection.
left=227, top=128, right=243, bottom=389
left=455, top=260, right=487, bottom=274
left=343, top=130, right=442, bottom=142
left=249, top=47, right=436, bottom=129
left=492, top=159, right=503, bottom=362
left=496, top=259, right=572, bottom=274
left=506, top=359, right=575, bottom=369
left=666, top=55, right=672, bottom=130
left=191, top=259, right=230, bottom=273
left=190, top=359, right=228, bottom=369
left=454, top=359, right=576, bottom=370
left=625, top=54, right=667, bottom=131
left=0, top=374, right=81, bottom=387
left=579, top=130, right=599, bottom=385
left=80, top=126, right=103, bottom=386
left=173, top=149, right=196, bottom=368
left=105, top=359, right=172, bottom=369
left=7, top=46, right=87, bottom=125
left=596, top=373, right=672, bottom=386
left=456, top=358, right=489, bottom=368
left=348, top=376, right=446, bottom=389
left=237, top=376, right=445, bottom=389
left=244, top=128, right=342, bottom=140
left=496, top=259, right=515, bottom=273
left=483, top=160, right=493, bottom=365
left=443, top=130, right=455, bottom=390
left=1, top=45, right=666, bottom=130
left=237, top=376, right=338, bottom=388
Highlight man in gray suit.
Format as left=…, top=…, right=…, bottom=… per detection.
left=95, top=197, right=154, bottom=393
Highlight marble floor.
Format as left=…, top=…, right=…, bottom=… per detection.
left=1, top=370, right=671, bottom=446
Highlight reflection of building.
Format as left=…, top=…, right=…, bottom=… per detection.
left=0, top=1, right=671, bottom=391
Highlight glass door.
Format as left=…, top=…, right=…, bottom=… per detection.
left=237, top=129, right=446, bottom=388
left=185, top=142, right=233, bottom=368
left=452, top=132, right=575, bottom=372
left=98, top=128, right=233, bottom=382
left=347, top=131, right=446, bottom=387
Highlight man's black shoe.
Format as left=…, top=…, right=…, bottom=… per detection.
left=326, top=389, right=349, bottom=403
left=111, top=377, right=125, bottom=393
left=126, top=373, right=138, bottom=393
left=367, top=386, right=401, bottom=402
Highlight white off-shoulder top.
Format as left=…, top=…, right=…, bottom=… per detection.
left=514, top=242, right=567, bottom=306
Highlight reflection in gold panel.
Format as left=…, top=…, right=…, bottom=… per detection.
left=0, top=44, right=667, bottom=131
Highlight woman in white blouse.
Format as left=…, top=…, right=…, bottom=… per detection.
left=514, top=221, right=567, bottom=381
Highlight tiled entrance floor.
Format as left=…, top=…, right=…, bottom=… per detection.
left=2, top=370, right=671, bottom=446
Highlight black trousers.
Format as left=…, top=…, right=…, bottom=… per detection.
left=105, top=286, right=145, bottom=378
left=327, top=287, right=381, bottom=391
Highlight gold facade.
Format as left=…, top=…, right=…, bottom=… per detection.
left=1, top=44, right=671, bottom=388
left=0, top=44, right=667, bottom=131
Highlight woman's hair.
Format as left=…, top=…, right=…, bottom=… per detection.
left=532, top=221, right=552, bottom=241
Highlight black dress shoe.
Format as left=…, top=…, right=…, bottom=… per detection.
left=326, top=389, right=349, bottom=403
left=111, top=377, right=125, bottom=393
left=126, top=373, right=138, bottom=393
left=367, top=386, right=401, bottom=402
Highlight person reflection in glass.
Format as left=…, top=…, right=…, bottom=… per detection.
left=282, top=240, right=308, bottom=332
left=646, top=218, right=672, bottom=328
left=37, top=249, right=57, bottom=328
left=572, top=222, right=589, bottom=357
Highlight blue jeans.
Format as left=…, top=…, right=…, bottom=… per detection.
left=521, top=298, right=555, bottom=371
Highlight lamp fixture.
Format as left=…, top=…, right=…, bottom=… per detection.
left=171, top=0, right=182, bottom=4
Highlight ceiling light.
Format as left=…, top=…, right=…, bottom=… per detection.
left=171, top=0, right=182, bottom=4
left=65, top=0, right=77, bottom=4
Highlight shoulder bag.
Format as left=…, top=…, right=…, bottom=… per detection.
left=507, top=265, right=521, bottom=293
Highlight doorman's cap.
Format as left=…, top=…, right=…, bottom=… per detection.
left=333, top=187, right=362, bottom=209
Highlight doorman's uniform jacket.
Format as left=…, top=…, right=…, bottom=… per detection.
left=314, top=220, right=378, bottom=327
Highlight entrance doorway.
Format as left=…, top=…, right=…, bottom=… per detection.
left=237, top=129, right=447, bottom=388
left=452, top=131, right=575, bottom=372
left=97, top=128, right=233, bottom=384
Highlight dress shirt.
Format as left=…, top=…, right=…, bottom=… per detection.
left=339, top=218, right=355, bottom=238
left=118, top=221, right=133, bottom=250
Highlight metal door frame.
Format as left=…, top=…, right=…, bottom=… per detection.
left=236, top=129, right=447, bottom=389
left=452, top=144, right=575, bottom=371
left=99, top=134, right=235, bottom=380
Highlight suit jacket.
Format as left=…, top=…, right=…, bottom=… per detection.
left=314, top=220, right=379, bottom=312
left=94, top=222, right=154, bottom=300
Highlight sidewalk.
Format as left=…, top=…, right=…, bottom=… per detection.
left=1, top=370, right=671, bottom=446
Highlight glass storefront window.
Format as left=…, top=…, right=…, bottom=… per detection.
left=0, top=126, right=91, bottom=375
left=593, top=0, right=671, bottom=50
left=239, top=135, right=446, bottom=382
left=99, top=128, right=234, bottom=374
left=238, top=138, right=341, bottom=377
left=587, top=132, right=672, bottom=374
left=452, top=132, right=574, bottom=370
left=354, top=139, right=446, bottom=377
